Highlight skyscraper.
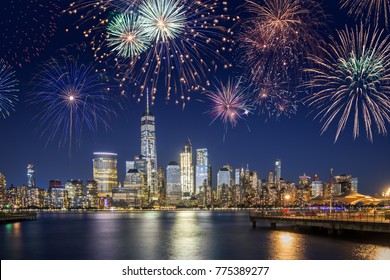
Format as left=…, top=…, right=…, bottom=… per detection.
left=93, top=152, right=118, bottom=195
left=195, top=148, right=209, bottom=194
left=140, top=92, right=158, bottom=200
left=180, top=140, right=194, bottom=199
left=275, top=159, right=281, bottom=184
left=166, top=161, right=181, bottom=203
left=27, top=164, right=36, bottom=188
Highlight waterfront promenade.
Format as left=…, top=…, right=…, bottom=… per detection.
left=250, top=210, right=390, bottom=234
left=0, top=212, right=37, bottom=223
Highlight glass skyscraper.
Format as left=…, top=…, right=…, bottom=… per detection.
left=166, top=161, right=181, bottom=203
left=93, top=152, right=118, bottom=195
left=180, top=140, right=194, bottom=199
left=275, top=159, right=281, bottom=184
left=140, top=93, right=158, bottom=200
left=195, top=148, right=209, bottom=194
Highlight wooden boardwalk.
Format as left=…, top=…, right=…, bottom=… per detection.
left=0, top=212, right=37, bottom=223
left=250, top=211, right=390, bottom=234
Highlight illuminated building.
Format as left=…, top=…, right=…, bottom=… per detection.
left=0, top=173, right=5, bottom=208
left=27, top=164, right=36, bottom=188
left=351, top=178, right=358, bottom=192
left=334, top=174, right=354, bottom=193
left=28, top=187, right=44, bottom=208
left=166, top=161, right=181, bottom=204
left=93, top=152, right=118, bottom=196
left=235, top=168, right=240, bottom=185
left=180, top=140, right=194, bottom=199
left=49, top=186, right=68, bottom=209
left=157, top=167, right=166, bottom=205
left=67, top=179, right=85, bottom=208
left=86, top=179, right=98, bottom=208
left=140, top=92, right=158, bottom=200
left=126, top=155, right=147, bottom=174
left=275, top=159, right=281, bottom=185
left=114, top=169, right=146, bottom=207
left=217, top=165, right=232, bottom=206
left=311, top=181, right=324, bottom=198
left=268, top=171, right=275, bottom=185
left=195, top=148, right=209, bottom=194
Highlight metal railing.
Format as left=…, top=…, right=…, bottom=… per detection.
left=250, top=210, right=390, bottom=224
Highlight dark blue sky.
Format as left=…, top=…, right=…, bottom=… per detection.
left=0, top=0, right=389, bottom=195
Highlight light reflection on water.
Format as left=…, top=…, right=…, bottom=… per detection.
left=268, top=231, right=305, bottom=260
left=170, top=211, right=202, bottom=259
left=1, top=211, right=389, bottom=260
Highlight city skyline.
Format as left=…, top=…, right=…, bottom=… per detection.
left=0, top=0, right=390, bottom=196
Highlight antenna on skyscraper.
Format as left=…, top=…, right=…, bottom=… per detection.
left=146, top=88, right=150, bottom=115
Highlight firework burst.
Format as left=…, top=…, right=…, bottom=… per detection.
left=31, top=57, right=114, bottom=149
left=69, top=0, right=234, bottom=105
left=0, top=0, right=61, bottom=68
left=107, top=13, right=151, bottom=58
left=237, top=0, right=325, bottom=84
left=340, top=0, right=390, bottom=28
left=305, top=25, right=390, bottom=142
left=205, top=77, right=253, bottom=131
left=0, top=61, right=19, bottom=119
left=139, top=0, right=186, bottom=42
left=255, top=75, right=298, bottom=120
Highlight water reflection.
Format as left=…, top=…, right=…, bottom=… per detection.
left=268, top=231, right=305, bottom=260
left=169, top=211, right=202, bottom=259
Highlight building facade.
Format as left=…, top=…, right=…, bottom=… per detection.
left=195, top=148, right=209, bottom=194
left=93, top=152, right=118, bottom=195
left=140, top=93, right=158, bottom=200
left=180, top=140, right=194, bottom=199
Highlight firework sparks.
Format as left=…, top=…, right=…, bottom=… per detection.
left=237, top=0, right=325, bottom=84
left=31, top=57, right=114, bottom=149
left=0, top=0, right=61, bottom=68
left=340, top=0, right=390, bottom=28
left=107, top=13, right=151, bottom=58
left=305, top=25, right=390, bottom=142
left=205, top=77, right=253, bottom=131
left=0, top=61, right=19, bottom=119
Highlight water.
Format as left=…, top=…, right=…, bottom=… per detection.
left=1, top=211, right=389, bottom=260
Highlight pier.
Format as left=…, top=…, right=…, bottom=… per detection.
left=250, top=210, right=390, bottom=234
left=0, top=212, right=37, bottom=223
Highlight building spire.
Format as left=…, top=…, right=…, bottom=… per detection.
left=146, top=88, right=150, bottom=115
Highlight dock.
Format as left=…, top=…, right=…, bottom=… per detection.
left=0, top=212, right=37, bottom=223
left=250, top=211, right=390, bottom=234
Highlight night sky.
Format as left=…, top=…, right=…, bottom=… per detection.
left=0, top=0, right=389, bottom=195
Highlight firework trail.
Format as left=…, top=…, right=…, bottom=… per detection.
left=305, top=24, right=390, bottom=142
left=31, top=56, right=114, bottom=149
left=0, top=60, right=19, bottom=119
left=0, top=0, right=61, bottom=68
left=340, top=0, right=390, bottom=28
left=205, top=77, right=253, bottom=132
